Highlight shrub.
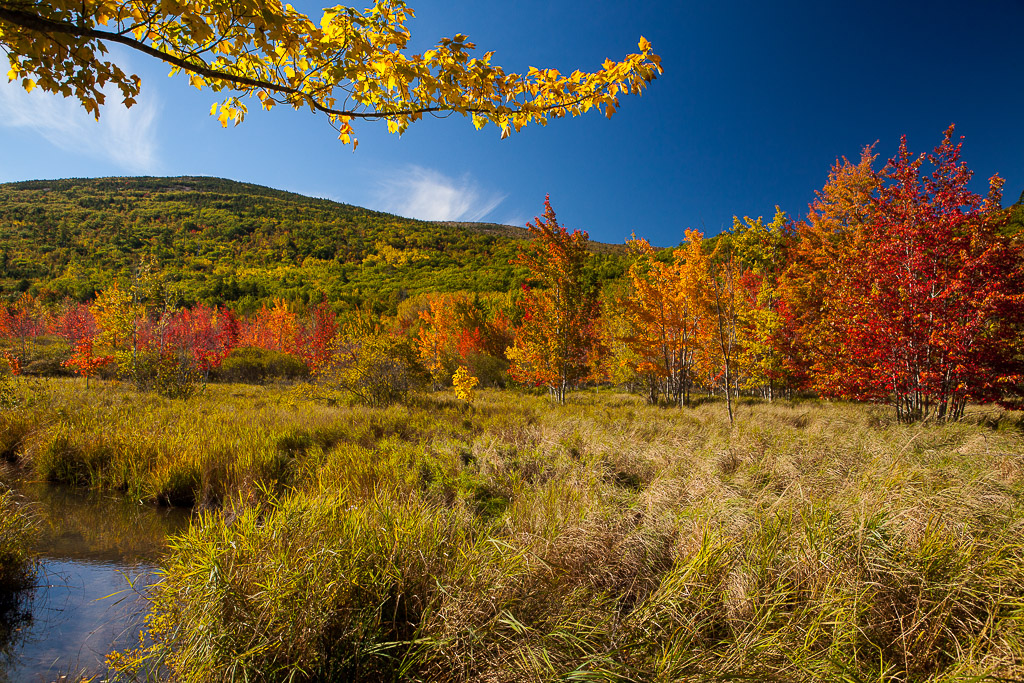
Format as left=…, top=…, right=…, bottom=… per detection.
left=20, top=339, right=74, bottom=377
left=154, top=352, right=201, bottom=400
left=318, top=334, right=427, bottom=407
left=452, top=366, right=479, bottom=404
left=211, top=347, right=309, bottom=384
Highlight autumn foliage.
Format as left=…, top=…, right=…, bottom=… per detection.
left=825, top=127, right=1023, bottom=420
left=0, top=127, right=1018, bottom=420
left=593, top=127, right=1022, bottom=420
left=0, top=0, right=660, bottom=145
left=507, top=197, right=599, bottom=404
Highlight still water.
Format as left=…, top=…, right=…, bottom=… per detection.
left=0, top=473, right=189, bottom=682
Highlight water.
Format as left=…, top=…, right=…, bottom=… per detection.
left=0, top=473, right=190, bottom=682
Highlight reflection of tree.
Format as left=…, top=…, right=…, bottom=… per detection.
left=0, top=594, right=32, bottom=682
left=14, top=481, right=189, bottom=564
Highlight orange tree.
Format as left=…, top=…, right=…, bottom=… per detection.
left=779, top=147, right=880, bottom=393
left=617, top=231, right=712, bottom=407
left=1, top=0, right=660, bottom=145
left=506, top=197, right=598, bottom=404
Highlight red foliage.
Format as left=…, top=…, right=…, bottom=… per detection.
left=830, top=126, right=1024, bottom=420
left=297, top=302, right=337, bottom=373
left=165, top=304, right=238, bottom=373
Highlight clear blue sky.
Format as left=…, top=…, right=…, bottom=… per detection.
left=1, top=0, right=1022, bottom=246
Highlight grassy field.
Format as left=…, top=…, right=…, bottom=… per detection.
left=2, top=379, right=1024, bottom=681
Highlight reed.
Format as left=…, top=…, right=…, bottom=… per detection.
left=87, top=385, right=1024, bottom=682
left=0, top=488, right=35, bottom=596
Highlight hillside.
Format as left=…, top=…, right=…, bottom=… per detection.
left=0, top=177, right=627, bottom=314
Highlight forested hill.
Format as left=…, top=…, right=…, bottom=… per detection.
left=0, top=176, right=627, bottom=314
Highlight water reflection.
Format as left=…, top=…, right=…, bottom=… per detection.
left=0, top=470, right=189, bottom=682
left=0, top=592, right=32, bottom=681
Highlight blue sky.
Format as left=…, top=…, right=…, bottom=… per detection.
left=1, top=0, right=1022, bottom=246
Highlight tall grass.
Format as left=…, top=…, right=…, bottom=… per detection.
left=0, top=488, right=34, bottom=596
left=87, top=387, right=1024, bottom=682
left=6, top=379, right=484, bottom=505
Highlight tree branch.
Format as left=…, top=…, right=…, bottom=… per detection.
left=0, top=4, right=588, bottom=121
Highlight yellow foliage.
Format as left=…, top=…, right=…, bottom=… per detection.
left=452, top=365, right=479, bottom=404
left=0, top=1, right=662, bottom=145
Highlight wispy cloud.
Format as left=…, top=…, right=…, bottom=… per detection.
left=0, top=78, right=160, bottom=172
left=374, top=166, right=506, bottom=222
left=499, top=214, right=528, bottom=229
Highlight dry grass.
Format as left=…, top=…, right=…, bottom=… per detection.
left=6, top=381, right=1022, bottom=682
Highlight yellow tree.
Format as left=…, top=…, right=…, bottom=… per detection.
left=708, top=238, right=741, bottom=424
left=596, top=285, right=650, bottom=396
left=619, top=231, right=712, bottom=407
left=91, top=282, right=138, bottom=377
left=1, top=0, right=661, bottom=145
left=416, top=293, right=464, bottom=389
left=731, top=208, right=791, bottom=400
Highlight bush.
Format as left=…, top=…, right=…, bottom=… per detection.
left=465, top=351, right=508, bottom=389
left=20, top=339, right=73, bottom=377
left=154, top=352, right=201, bottom=400
left=211, top=347, right=309, bottom=384
left=318, top=334, right=427, bottom=407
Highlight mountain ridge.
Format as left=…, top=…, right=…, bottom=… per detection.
left=0, top=176, right=627, bottom=313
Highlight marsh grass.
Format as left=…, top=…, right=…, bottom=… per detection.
left=0, top=488, right=34, bottom=596
left=0, top=486, right=36, bottom=666
left=7, top=380, right=1023, bottom=681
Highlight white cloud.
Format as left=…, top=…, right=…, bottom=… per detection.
left=499, top=214, right=527, bottom=228
left=0, top=77, right=159, bottom=172
left=374, top=166, right=505, bottom=222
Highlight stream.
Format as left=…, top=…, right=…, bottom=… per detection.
left=0, top=472, right=190, bottom=682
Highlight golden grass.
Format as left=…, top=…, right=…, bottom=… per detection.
left=5, top=380, right=1023, bottom=681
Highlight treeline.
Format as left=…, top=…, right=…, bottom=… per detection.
left=506, top=127, right=1024, bottom=422
left=0, top=275, right=522, bottom=403
left=0, top=128, right=1020, bottom=421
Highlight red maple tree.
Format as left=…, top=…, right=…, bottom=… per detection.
left=835, top=126, right=1024, bottom=420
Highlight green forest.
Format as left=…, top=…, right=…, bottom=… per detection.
left=0, top=176, right=627, bottom=315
